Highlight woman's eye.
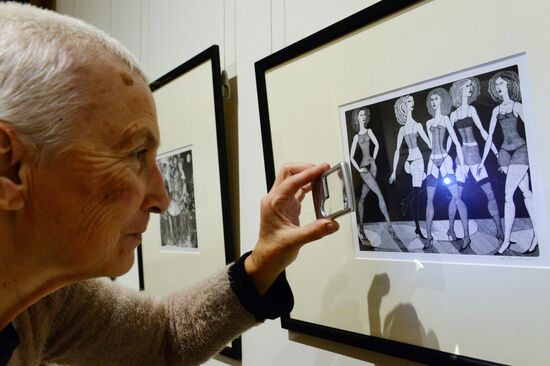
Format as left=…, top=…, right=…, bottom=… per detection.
left=131, top=149, right=148, bottom=160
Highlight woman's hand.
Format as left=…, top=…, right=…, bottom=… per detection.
left=476, top=164, right=485, bottom=177
left=244, top=163, right=340, bottom=294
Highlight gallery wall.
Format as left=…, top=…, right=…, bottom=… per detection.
left=55, top=1, right=421, bottom=365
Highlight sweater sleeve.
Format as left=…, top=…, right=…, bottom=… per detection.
left=11, top=253, right=294, bottom=366
left=228, top=251, right=294, bottom=321
left=38, top=267, right=259, bottom=366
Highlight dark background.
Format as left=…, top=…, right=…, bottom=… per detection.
left=343, top=65, right=530, bottom=223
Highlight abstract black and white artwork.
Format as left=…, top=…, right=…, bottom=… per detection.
left=158, top=145, right=198, bottom=251
left=340, top=55, right=539, bottom=259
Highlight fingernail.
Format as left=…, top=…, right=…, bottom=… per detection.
left=326, top=221, right=339, bottom=233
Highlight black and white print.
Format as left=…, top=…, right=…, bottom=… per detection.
left=158, top=145, right=198, bottom=251
left=340, top=55, right=540, bottom=259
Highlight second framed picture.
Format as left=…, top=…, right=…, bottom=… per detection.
left=255, top=0, right=550, bottom=365
left=138, top=45, right=241, bottom=360
left=157, top=145, right=198, bottom=252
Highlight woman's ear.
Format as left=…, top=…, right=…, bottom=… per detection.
left=0, top=122, right=28, bottom=211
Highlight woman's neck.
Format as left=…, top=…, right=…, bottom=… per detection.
left=0, top=218, right=70, bottom=330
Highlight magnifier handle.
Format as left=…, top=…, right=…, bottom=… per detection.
left=312, top=161, right=355, bottom=220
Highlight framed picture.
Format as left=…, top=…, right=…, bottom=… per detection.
left=157, top=145, right=199, bottom=252
left=138, top=45, right=241, bottom=360
left=341, top=55, right=539, bottom=262
left=255, top=1, right=550, bottom=365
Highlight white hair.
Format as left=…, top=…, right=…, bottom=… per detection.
left=0, top=2, right=146, bottom=159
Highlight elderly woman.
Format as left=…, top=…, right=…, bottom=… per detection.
left=0, top=3, right=339, bottom=366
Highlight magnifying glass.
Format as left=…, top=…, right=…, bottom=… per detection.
left=312, top=161, right=355, bottom=220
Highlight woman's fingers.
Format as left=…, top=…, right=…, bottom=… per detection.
left=289, top=219, right=340, bottom=246
left=295, top=188, right=306, bottom=202
left=277, top=163, right=329, bottom=198
left=273, top=163, right=315, bottom=187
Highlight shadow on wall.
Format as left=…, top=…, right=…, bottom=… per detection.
left=368, top=273, right=439, bottom=359
left=288, top=270, right=438, bottom=366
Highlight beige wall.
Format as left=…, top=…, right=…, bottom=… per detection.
left=55, top=1, right=424, bottom=365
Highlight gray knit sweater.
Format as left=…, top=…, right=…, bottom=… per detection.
left=8, top=269, right=258, bottom=366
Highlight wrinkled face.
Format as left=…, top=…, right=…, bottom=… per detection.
left=430, top=94, right=441, bottom=110
left=406, top=96, right=414, bottom=111
left=27, top=55, right=169, bottom=278
left=358, top=110, right=367, bottom=125
left=461, top=80, right=473, bottom=97
left=495, top=77, right=507, bottom=97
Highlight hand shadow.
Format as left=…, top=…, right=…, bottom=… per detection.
left=368, top=273, right=440, bottom=361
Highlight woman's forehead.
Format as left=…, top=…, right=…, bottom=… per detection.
left=74, top=58, right=157, bottom=145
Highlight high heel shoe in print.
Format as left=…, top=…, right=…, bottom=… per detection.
left=525, top=243, right=539, bottom=254
left=524, top=234, right=538, bottom=254
left=358, top=232, right=372, bottom=248
left=446, top=229, right=462, bottom=242
left=424, top=236, right=433, bottom=249
left=495, top=241, right=510, bottom=255
left=460, top=237, right=471, bottom=252
left=415, top=227, right=427, bottom=240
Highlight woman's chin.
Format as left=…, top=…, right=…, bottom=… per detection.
left=102, top=248, right=136, bottom=278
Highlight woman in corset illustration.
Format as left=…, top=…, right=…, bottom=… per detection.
left=389, top=95, right=431, bottom=240
left=349, top=108, right=396, bottom=247
left=479, top=70, right=538, bottom=255
left=424, top=88, right=470, bottom=250
left=448, top=77, right=504, bottom=244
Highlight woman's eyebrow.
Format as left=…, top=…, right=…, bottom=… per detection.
left=114, top=127, right=159, bottom=150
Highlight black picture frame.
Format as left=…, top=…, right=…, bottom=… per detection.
left=137, top=45, right=241, bottom=360
left=254, top=1, right=509, bottom=365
